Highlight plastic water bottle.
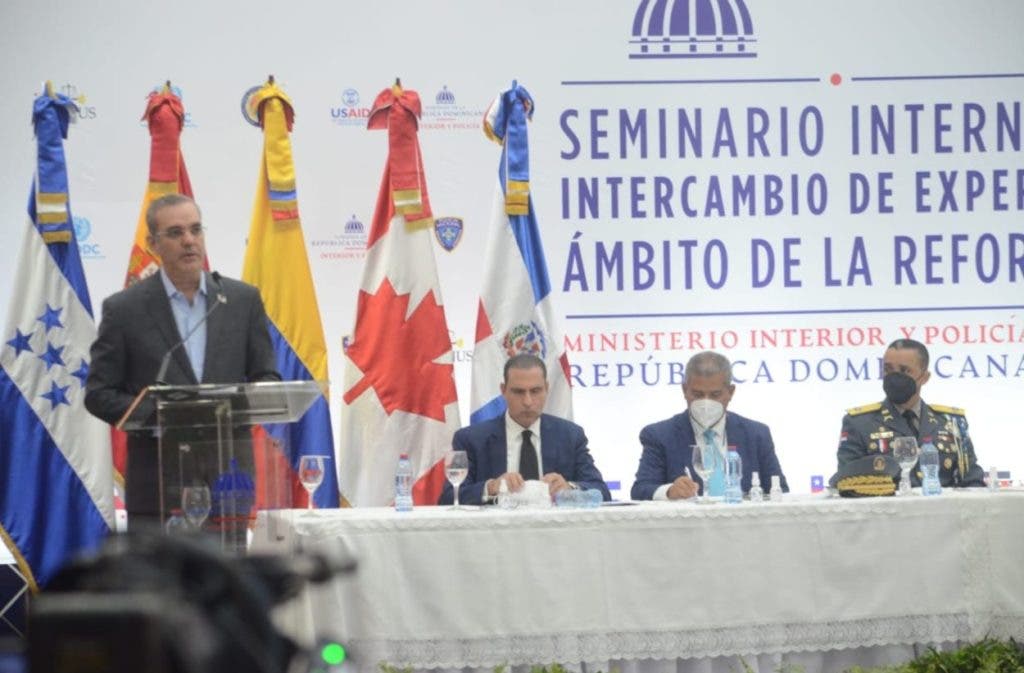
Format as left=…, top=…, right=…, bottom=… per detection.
left=724, top=447, right=743, bottom=504
left=555, top=488, right=603, bottom=508
left=165, top=508, right=189, bottom=535
left=213, top=458, right=255, bottom=555
left=769, top=475, right=784, bottom=502
left=395, top=453, right=414, bottom=512
left=919, top=437, right=942, bottom=496
left=583, top=489, right=603, bottom=508
left=988, top=465, right=999, bottom=492
left=748, top=471, right=764, bottom=503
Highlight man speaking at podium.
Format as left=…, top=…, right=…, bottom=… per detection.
left=85, top=194, right=280, bottom=527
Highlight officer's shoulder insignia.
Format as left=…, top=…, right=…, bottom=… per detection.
left=846, top=402, right=882, bottom=416
left=930, top=404, right=966, bottom=416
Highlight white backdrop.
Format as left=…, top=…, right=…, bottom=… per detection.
left=1, top=0, right=1021, bottom=498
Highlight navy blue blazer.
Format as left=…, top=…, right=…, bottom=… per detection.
left=631, top=410, right=789, bottom=500
left=439, top=413, right=611, bottom=505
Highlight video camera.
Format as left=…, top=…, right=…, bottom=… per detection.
left=26, top=529, right=355, bottom=673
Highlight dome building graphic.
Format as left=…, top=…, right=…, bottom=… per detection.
left=344, top=214, right=364, bottom=234
left=435, top=85, right=456, bottom=105
left=630, top=0, right=757, bottom=59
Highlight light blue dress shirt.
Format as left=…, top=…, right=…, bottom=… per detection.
left=159, top=269, right=208, bottom=382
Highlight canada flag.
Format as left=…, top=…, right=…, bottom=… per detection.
left=338, top=84, right=461, bottom=507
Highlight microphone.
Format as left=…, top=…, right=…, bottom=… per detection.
left=154, top=271, right=227, bottom=386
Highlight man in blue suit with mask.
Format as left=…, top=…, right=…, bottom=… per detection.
left=632, top=350, right=788, bottom=500
left=439, top=353, right=610, bottom=505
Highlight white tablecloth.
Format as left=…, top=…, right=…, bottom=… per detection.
left=253, top=491, right=1024, bottom=672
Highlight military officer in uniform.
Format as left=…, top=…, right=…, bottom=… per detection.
left=835, top=338, right=985, bottom=488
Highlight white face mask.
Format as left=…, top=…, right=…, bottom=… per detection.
left=689, top=398, right=725, bottom=429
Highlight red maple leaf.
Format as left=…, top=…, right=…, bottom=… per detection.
left=343, top=277, right=457, bottom=421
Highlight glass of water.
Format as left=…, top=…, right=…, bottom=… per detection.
left=891, top=437, right=919, bottom=496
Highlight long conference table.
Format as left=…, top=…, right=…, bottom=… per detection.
left=252, top=491, right=1024, bottom=673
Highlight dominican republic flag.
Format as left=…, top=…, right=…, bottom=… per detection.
left=339, top=83, right=461, bottom=507
left=0, top=87, right=114, bottom=589
left=241, top=79, right=340, bottom=508
left=471, top=82, right=573, bottom=423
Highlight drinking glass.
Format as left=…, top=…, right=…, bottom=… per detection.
left=690, top=444, right=715, bottom=504
left=891, top=437, right=920, bottom=496
left=445, top=450, right=469, bottom=509
left=298, top=455, right=327, bottom=511
left=181, top=485, right=211, bottom=530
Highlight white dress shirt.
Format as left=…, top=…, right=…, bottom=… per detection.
left=482, top=413, right=543, bottom=503
left=505, top=412, right=543, bottom=476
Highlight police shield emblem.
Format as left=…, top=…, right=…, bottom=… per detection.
left=434, top=216, right=463, bottom=251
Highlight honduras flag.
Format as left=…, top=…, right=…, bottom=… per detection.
left=0, top=86, right=114, bottom=590
left=471, top=82, right=573, bottom=423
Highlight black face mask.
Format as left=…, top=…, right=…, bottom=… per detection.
left=883, top=371, right=918, bottom=405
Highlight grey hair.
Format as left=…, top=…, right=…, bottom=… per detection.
left=684, top=351, right=732, bottom=385
left=146, top=193, right=200, bottom=236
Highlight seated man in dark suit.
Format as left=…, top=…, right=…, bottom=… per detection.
left=632, top=350, right=788, bottom=500
left=439, top=353, right=610, bottom=505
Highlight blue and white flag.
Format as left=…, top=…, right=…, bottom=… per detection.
left=471, top=82, right=573, bottom=423
left=0, top=87, right=114, bottom=590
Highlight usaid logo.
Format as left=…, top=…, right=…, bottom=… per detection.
left=331, top=88, right=372, bottom=127
left=73, top=216, right=105, bottom=259
left=630, top=0, right=757, bottom=59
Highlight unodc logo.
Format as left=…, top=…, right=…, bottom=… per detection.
left=630, top=0, right=757, bottom=59
left=73, top=216, right=91, bottom=241
left=73, top=216, right=104, bottom=259
left=502, top=322, right=547, bottom=360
